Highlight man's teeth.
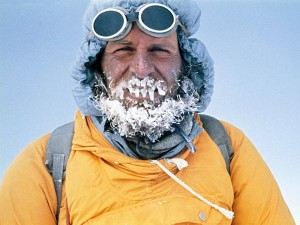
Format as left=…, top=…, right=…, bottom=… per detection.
left=149, top=89, right=155, bottom=101
left=129, top=88, right=157, bottom=100
left=157, top=86, right=166, bottom=96
left=134, top=88, right=140, bottom=97
left=127, top=77, right=167, bottom=101
left=140, top=79, right=147, bottom=87
left=141, top=89, right=147, bottom=98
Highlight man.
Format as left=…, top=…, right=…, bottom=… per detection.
left=0, top=0, right=295, bottom=224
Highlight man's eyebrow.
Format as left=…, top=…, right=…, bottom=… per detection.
left=111, top=40, right=133, bottom=45
left=151, top=43, right=178, bottom=50
left=110, top=40, right=178, bottom=50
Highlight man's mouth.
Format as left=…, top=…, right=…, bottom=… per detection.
left=127, top=76, right=167, bottom=101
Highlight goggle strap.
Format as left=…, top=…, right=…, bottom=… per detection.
left=126, top=12, right=139, bottom=23
left=177, top=17, right=190, bottom=37
left=86, top=31, right=94, bottom=41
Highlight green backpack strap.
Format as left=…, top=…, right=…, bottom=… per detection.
left=45, top=122, right=74, bottom=221
left=200, top=114, right=234, bottom=173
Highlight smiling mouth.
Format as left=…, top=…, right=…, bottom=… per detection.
left=129, top=76, right=167, bottom=100
left=127, top=85, right=166, bottom=101
left=111, top=76, right=167, bottom=102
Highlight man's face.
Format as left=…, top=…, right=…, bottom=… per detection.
left=94, top=24, right=198, bottom=142
left=100, top=24, right=182, bottom=107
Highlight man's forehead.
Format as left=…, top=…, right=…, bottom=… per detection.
left=106, top=24, right=179, bottom=46
left=108, top=39, right=179, bottom=51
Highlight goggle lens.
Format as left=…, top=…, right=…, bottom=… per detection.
left=140, top=5, right=175, bottom=32
left=93, top=10, right=125, bottom=38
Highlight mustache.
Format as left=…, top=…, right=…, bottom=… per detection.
left=93, top=70, right=182, bottom=100
left=108, top=76, right=169, bottom=102
left=127, top=76, right=167, bottom=100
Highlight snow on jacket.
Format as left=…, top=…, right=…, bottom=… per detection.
left=0, top=111, right=295, bottom=224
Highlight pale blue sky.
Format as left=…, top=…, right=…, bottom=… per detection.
left=0, top=0, right=299, bottom=222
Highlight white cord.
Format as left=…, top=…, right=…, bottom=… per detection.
left=152, top=160, right=234, bottom=220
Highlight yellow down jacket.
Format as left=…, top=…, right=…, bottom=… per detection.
left=0, top=112, right=295, bottom=225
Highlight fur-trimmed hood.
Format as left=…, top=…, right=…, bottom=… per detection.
left=71, top=0, right=214, bottom=116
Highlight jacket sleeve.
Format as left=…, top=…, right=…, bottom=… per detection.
left=222, top=121, right=296, bottom=225
left=0, top=134, right=58, bottom=225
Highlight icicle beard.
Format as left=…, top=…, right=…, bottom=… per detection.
left=93, top=75, right=199, bottom=143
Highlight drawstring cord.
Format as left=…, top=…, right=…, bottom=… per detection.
left=136, top=137, right=153, bottom=154
left=152, top=159, right=234, bottom=220
left=173, top=124, right=196, bottom=153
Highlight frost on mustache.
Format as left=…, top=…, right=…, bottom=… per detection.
left=112, top=76, right=167, bottom=102
left=93, top=76, right=199, bottom=142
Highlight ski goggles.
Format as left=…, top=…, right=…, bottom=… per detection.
left=90, top=3, right=189, bottom=41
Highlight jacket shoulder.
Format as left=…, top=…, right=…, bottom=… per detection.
left=0, top=134, right=57, bottom=225
left=220, top=121, right=295, bottom=224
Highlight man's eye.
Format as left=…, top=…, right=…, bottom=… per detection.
left=150, top=47, right=168, bottom=52
left=115, top=47, right=133, bottom=52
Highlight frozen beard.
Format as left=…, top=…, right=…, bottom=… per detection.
left=93, top=74, right=199, bottom=143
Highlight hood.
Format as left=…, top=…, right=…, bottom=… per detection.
left=70, top=0, right=214, bottom=116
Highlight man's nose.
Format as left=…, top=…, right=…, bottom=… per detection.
left=130, top=51, right=153, bottom=78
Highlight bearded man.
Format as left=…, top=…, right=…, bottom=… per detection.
left=0, top=0, right=295, bottom=225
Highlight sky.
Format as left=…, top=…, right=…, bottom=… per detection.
left=0, top=0, right=299, bottom=223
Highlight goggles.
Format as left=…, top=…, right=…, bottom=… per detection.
left=90, top=3, right=189, bottom=41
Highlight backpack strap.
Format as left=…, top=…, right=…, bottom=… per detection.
left=200, top=114, right=234, bottom=173
left=45, top=122, right=74, bottom=221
